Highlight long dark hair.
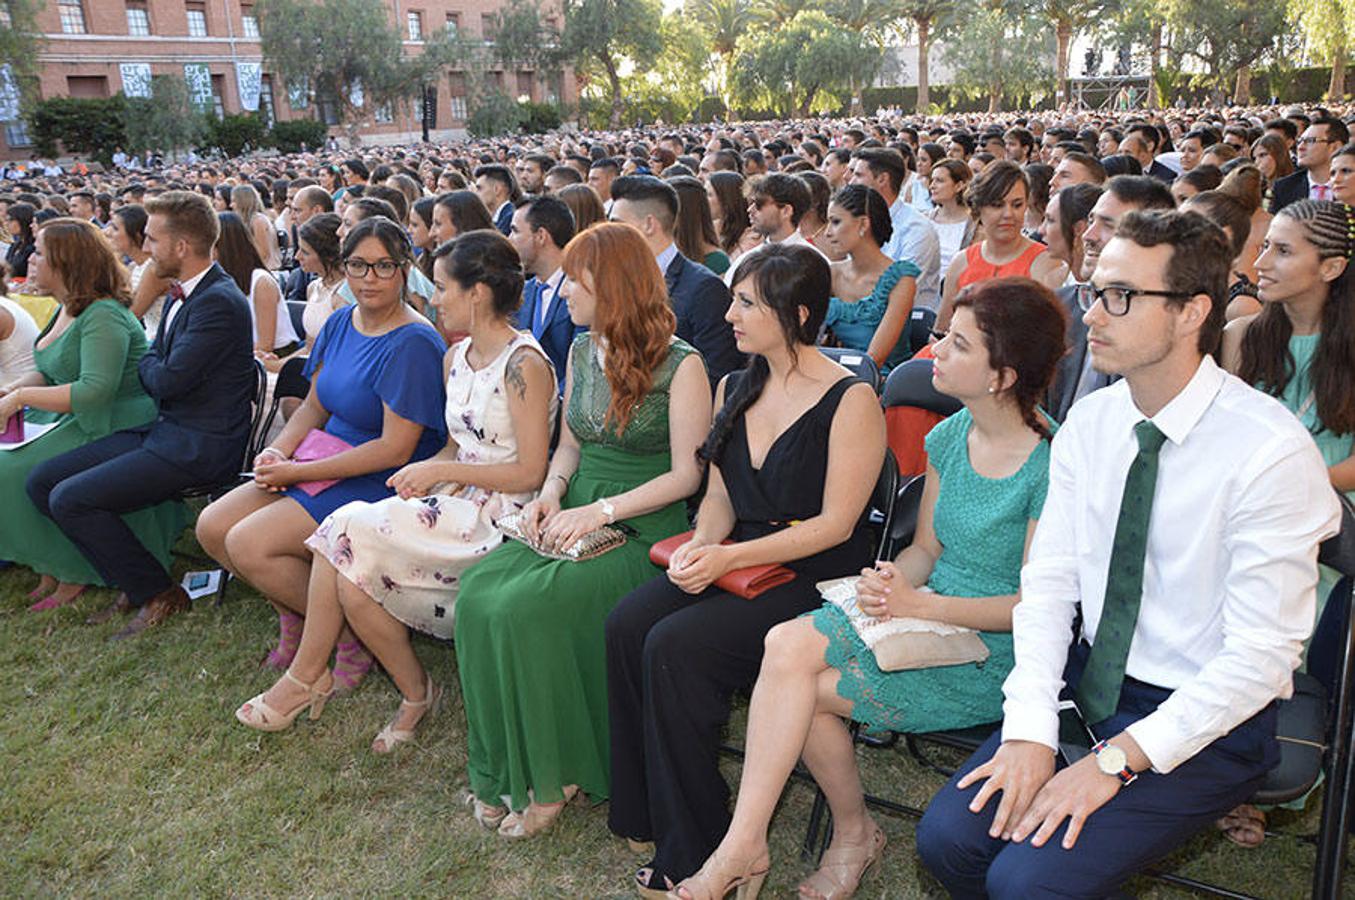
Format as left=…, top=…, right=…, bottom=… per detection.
left=669, top=175, right=720, bottom=262
left=697, top=244, right=830, bottom=462
left=215, top=212, right=266, bottom=293
left=434, top=189, right=494, bottom=235
left=1239, top=199, right=1355, bottom=435
left=709, top=171, right=749, bottom=254
left=952, top=277, right=1067, bottom=441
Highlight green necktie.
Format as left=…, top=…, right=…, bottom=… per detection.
left=1076, top=420, right=1168, bottom=724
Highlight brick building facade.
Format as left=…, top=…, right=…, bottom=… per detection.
left=3, top=0, right=573, bottom=158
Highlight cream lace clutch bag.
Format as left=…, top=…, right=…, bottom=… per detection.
left=497, top=511, right=629, bottom=562
left=816, top=576, right=990, bottom=672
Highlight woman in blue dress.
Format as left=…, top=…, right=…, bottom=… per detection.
left=821, top=185, right=919, bottom=374
left=670, top=278, right=1066, bottom=900
left=197, top=217, right=447, bottom=692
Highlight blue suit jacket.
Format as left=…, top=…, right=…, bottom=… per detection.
left=137, top=263, right=256, bottom=480
left=665, top=252, right=744, bottom=386
left=495, top=202, right=514, bottom=236
left=515, top=274, right=585, bottom=394
left=1270, top=170, right=1311, bottom=215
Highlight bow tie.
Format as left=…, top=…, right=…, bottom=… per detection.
left=168, top=282, right=186, bottom=303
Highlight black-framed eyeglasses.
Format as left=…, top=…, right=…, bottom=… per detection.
left=343, top=258, right=401, bottom=280
left=1074, top=284, right=1196, bottom=316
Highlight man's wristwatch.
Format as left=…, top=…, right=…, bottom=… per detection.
left=1091, top=739, right=1137, bottom=786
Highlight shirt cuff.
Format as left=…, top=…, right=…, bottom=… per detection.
left=1124, top=712, right=1188, bottom=774
left=1000, top=701, right=1060, bottom=752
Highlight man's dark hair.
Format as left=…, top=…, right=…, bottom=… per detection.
left=844, top=128, right=868, bottom=145
left=1126, top=123, right=1161, bottom=153
left=589, top=157, right=621, bottom=176
left=545, top=164, right=582, bottom=186
left=948, top=132, right=977, bottom=157
left=474, top=164, right=522, bottom=202
left=610, top=174, right=680, bottom=232
left=524, top=153, right=555, bottom=174
left=1061, top=151, right=1107, bottom=184
left=747, top=173, right=811, bottom=227
left=852, top=147, right=907, bottom=194
left=1115, top=209, right=1229, bottom=356
left=714, top=148, right=743, bottom=173
left=341, top=158, right=370, bottom=181
left=1264, top=117, right=1299, bottom=142
left=520, top=195, right=576, bottom=249
left=1313, top=115, right=1351, bottom=146
left=1181, top=128, right=1218, bottom=148
left=365, top=184, right=407, bottom=223
left=1105, top=174, right=1176, bottom=211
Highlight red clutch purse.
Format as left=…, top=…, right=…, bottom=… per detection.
left=649, top=530, right=797, bottom=600
left=1, top=410, right=21, bottom=443
left=291, top=428, right=353, bottom=496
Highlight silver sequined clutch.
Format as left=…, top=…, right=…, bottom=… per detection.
left=497, top=511, right=629, bottom=562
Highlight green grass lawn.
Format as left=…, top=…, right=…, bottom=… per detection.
left=0, top=548, right=1341, bottom=898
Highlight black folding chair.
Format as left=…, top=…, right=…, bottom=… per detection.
left=819, top=346, right=882, bottom=394
left=286, top=299, right=308, bottom=347
left=907, top=307, right=937, bottom=357
left=254, top=356, right=311, bottom=459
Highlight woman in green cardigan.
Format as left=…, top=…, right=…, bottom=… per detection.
left=0, top=219, right=185, bottom=610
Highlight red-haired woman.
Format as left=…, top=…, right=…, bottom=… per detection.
left=455, top=222, right=713, bottom=839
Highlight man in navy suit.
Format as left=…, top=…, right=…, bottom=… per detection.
left=608, top=175, right=744, bottom=385
left=508, top=195, right=584, bottom=392
left=27, top=191, right=254, bottom=639
left=1271, top=115, right=1349, bottom=214
left=475, top=163, right=521, bottom=236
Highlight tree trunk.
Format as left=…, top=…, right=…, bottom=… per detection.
left=602, top=53, right=624, bottom=128
left=1148, top=20, right=1161, bottom=109
left=849, top=73, right=862, bottom=116
left=988, top=82, right=1000, bottom=113
left=1055, top=18, right=1072, bottom=107
left=1329, top=50, right=1347, bottom=101
left=915, top=17, right=931, bottom=113
left=1233, top=63, right=1251, bottom=105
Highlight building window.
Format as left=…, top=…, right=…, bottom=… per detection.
left=5, top=120, right=31, bottom=147
left=210, top=73, right=225, bottom=118
left=481, top=13, right=495, bottom=43
left=186, top=3, right=208, bottom=37
left=445, top=13, right=459, bottom=38
left=407, top=10, right=422, bottom=41
left=318, top=92, right=340, bottom=126
left=516, top=71, right=533, bottom=101
left=258, top=74, right=275, bottom=125
left=241, top=8, right=259, bottom=39
left=375, top=102, right=393, bottom=123
left=67, top=75, right=108, bottom=97
left=126, top=3, right=151, bottom=36
left=59, top=0, right=87, bottom=34
left=449, top=73, right=467, bottom=120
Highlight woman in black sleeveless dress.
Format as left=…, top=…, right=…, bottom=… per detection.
left=606, top=244, right=887, bottom=898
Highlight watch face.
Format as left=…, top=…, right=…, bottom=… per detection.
left=1096, top=745, right=1127, bottom=775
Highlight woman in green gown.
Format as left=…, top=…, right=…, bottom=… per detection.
left=456, top=222, right=713, bottom=839
left=0, top=219, right=185, bottom=610
left=1222, top=199, right=1355, bottom=846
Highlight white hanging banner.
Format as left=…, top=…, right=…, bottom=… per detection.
left=349, top=80, right=364, bottom=109
left=120, top=63, right=152, bottom=99
left=286, top=77, right=308, bottom=109
left=0, top=65, right=20, bottom=121
left=183, top=63, right=213, bottom=111
left=235, top=61, right=262, bottom=112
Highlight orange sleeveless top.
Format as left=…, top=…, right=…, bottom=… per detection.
left=955, top=240, right=1048, bottom=291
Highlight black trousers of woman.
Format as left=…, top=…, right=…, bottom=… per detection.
left=606, top=572, right=826, bottom=881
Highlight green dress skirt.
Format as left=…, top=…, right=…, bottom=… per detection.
left=0, top=300, right=186, bottom=584
left=455, top=334, right=696, bottom=811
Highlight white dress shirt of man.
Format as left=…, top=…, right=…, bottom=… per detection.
left=916, top=208, right=1340, bottom=899
left=847, top=150, right=942, bottom=310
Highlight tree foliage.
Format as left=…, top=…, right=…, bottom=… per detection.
left=1158, top=0, right=1288, bottom=96
left=489, top=0, right=565, bottom=73
left=943, top=0, right=1053, bottom=111
left=563, top=0, right=664, bottom=127
left=612, top=11, right=713, bottom=124
left=124, top=75, right=208, bottom=158
left=268, top=118, right=329, bottom=153
left=730, top=10, right=882, bottom=117
left=257, top=0, right=447, bottom=134
left=29, top=96, right=127, bottom=162
left=0, top=0, right=42, bottom=104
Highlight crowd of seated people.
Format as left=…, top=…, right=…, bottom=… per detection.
left=0, top=101, right=1353, bottom=897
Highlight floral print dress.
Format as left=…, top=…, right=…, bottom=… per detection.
left=305, top=332, right=556, bottom=639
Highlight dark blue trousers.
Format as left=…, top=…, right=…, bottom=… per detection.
left=916, top=653, right=1278, bottom=899
left=26, top=430, right=201, bottom=606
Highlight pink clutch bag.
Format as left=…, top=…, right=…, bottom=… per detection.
left=291, top=428, right=352, bottom=496
left=1, top=410, right=21, bottom=443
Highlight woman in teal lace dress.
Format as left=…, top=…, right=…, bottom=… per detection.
left=673, top=278, right=1066, bottom=900
left=822, top=185, right=919, bottom=374
left=455, top=223, right=712, bottom=840
left=1220, top=199, right=1355, bottom=847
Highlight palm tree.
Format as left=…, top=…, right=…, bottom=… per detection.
left=826, top=0, right=905, bottom=112
left=899, top=0, right=955, bottom=112
left=1042, top=0, right=1104, bottom=107
left=688, top=0, right=754, bottom=108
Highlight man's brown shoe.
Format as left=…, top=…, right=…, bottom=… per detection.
left=110, top=586, right=190, bottom=641
left=86, top=593, right=132, bottom=626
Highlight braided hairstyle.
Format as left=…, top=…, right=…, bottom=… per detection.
left=1238, top=199, right=1355, bottom=435
left=697, top=243, right=830, bottom=462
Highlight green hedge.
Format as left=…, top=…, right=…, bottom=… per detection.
left=29, top=96, right=128, bottom=163
left=268, top=118, right=329, bottom=154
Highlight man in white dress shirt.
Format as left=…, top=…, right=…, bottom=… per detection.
left=917, top=209, right=1341, bottom=897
